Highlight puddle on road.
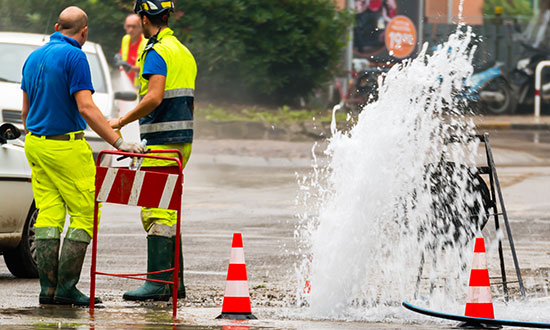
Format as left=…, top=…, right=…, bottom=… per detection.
left=0, top=305, right=446, bottom=330
left=0, top=305, right=271, bottom=329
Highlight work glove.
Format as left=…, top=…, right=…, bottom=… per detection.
left=113, top=54, right=132, bottom=72
left=113, top=138, right=146, bottom=153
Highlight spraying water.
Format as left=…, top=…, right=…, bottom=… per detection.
left=294, top=26, right=488, bottom=320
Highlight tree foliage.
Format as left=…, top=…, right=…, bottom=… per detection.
left=174, top=0, right=351, bottom=104
left=483, top=0, right=533, bottom=17
left=0, top=0, right=130, bottom=57
left=0, top=0, right=351, bottom=105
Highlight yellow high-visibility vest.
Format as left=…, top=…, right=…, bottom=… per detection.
left=120, top=34, right=147, bottom=86
left=138, top=27, right=197, bottom=145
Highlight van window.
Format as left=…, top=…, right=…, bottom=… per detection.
left=0, top=42, right=106, bottom=93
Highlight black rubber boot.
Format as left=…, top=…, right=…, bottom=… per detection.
left=54, top=237, right=101, bottom=306
left=36, top=238, right=59, bottom=304
left=123, top=235, right=173, bottom=301
left=172, top=236, right=185, bottom=299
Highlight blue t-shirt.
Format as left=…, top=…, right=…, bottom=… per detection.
left=21, top=32, right=94, bottom=135
left=142, top=49, right=167, bottom=79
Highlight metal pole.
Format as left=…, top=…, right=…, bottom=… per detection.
left=343, top=0, right=354, bottom=98
left=485, top=135, right=526, bottom=298
left=534, top=60, right=550, bottom=119
left=418, top=0, right=425, bottom=52
left=448, top=0, right=453, bottom=24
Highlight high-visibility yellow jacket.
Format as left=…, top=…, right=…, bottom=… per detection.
left=120, top=34, right=147, bottom=86
left=138, top=27, right=197, bottom=145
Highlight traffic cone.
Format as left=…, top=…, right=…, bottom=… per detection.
left=464, top=237, right=495, bottom=319
left=216, top=233, right=257, bottom=320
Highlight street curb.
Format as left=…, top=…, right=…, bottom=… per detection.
left=195, top=120, right=550, bottom=141
left=476, top=122, right=550, bottom=130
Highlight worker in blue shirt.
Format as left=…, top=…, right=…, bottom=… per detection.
left=21, top=6, right=146, bottom=306
left=110, top=0, right=196, bottom=301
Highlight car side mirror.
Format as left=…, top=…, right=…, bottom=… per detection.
left=114, top=91, right=138, bottom=101
left=0, top=122, right=21, bottom=144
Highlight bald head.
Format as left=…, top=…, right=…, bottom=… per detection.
left=125, top=14, right=140, bottom=26
left=124, top=14, right=142, bottom=40
left=57, top=6, right=88, bottom=36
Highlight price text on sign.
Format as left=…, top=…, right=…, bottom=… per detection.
left=385, top=15, right=417, bottom=59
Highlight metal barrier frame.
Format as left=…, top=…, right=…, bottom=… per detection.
left=534, top=60, right=550, bottom=119
left=89, top=149, right=184, bottom=318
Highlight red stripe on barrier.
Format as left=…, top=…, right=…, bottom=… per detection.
left=473, top=238, right=485, bottom=253
left=469, top=269, right=490, bottom=287
left=536, top=89, right=541, bottom=96
left=95, top=167, right=107, bottom=198
left=137, top=172, right=168, bottom=208
left=465, top=302, right=495, bottom=318
left=227, top=264, right=248, bottom=281
left=221, top=297, right=252, bottom=313
left=168, top=182, right=182, bottom=211
left=107, top=169, right=136, bottom=205
left=232, top=233, right=243, bottom=248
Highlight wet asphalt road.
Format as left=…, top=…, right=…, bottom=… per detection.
left=0, top=129, right=549, bottom=329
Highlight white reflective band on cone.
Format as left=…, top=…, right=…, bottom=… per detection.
left=229, top=248, right=245, bottom=264
left=140, top=120, right=194, bottom=133
left=224, top=281, right=250, bottom=297
left=471, top=253, right=488, bottom=270
left=467, top=286, right=493, bottom=303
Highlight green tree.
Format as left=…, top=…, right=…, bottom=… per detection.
left=483, top=0, right=533, bottom=16
left=175, top=0, right=352, bottom=104
left=0, top=0, right=130, bottom=58
left=0, top=0, right=351, bottom=106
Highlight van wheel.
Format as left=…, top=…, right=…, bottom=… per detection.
left=3, top=202, right=38, bottom=278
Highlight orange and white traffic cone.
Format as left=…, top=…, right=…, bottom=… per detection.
left=464, top=237, right=495, bottom=319
left=216, top=233, right=257, bottom=320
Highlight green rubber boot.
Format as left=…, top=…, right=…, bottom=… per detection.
left=35, top=235, right=60, bottom=304
left=172, top=236, right=185, bottom=299
left=54, top=229, right=101, bottom=306
left=123, top=235, right=173, bottom=301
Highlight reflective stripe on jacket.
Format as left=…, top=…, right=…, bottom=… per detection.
left=138, top=28, right=197, bottom=145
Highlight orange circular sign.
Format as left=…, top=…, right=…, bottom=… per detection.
left=384, top=15, right=417, bottom=59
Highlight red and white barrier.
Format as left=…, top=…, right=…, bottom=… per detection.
left=90, top=150, right=184, bottom=319
left=95, top=167, right=180, bottom=210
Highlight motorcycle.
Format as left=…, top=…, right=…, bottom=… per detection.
left=464, top=61, right=517, bottom=115
left=469, top=11, right=550, bottom=115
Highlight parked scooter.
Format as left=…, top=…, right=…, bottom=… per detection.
left=469, top=11, right=550, bottom=114
left=464, top=61, right=517, bottom=115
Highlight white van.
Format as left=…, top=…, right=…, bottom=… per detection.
left=0, top=31, right=137, bottom=155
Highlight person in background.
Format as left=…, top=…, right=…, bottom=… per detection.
left=117, top=14, right=147, bottom=87
left=21, top=6, right=145, bottom=306
left=109, top=0, right=196, bottom=302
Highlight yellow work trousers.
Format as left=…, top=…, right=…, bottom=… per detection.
left=140, top=143, right=192, bottom=233
left=24, top=132, right=97, bottom=239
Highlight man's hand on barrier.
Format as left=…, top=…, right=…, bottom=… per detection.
left=113, top=138, right=146, bottom=153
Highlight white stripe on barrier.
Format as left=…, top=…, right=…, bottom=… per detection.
left=467, top=286, right=493, bottom=303
left=128, top=171, right=146, bottom=205
left=229, top=248, right=245, bottom=264
left=158, top=174, right=178, bottom=209
left=97, top=168, right=119, bottom=202
left=471, top=253, right=488, bottom=270
left=223, top=280, right=250, bottom=297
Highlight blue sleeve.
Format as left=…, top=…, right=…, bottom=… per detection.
left=68, top=52, right=95, bottom=95
left=142, top=49, right=167, bottom=79
left=21, top=60, right=28, bottom=92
